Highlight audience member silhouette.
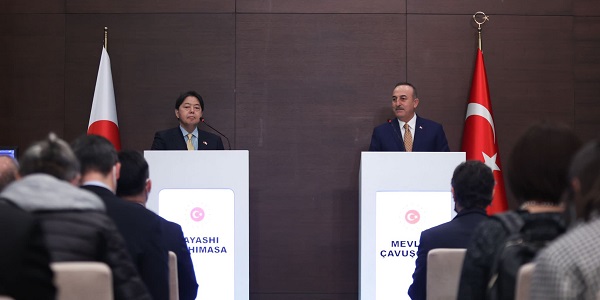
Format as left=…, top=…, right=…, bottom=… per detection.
left=0, top=199, right=56, bottom=300
left=117, top=150, right=199, bottom=300
left=0, top=133, right=150, bottom=300
left=457, top=122, right=582, bottom=300
left=531, top=140, right=600, bottom=299
left=72, top=134, right=170, bottom=300
left=408, top=160, right=494, bottom=300
left=0, top=156, right=18, bottom=191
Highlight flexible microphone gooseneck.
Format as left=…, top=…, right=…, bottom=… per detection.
left=388, top=119, right=404, bottom=150
left=200, top=117, right=232, bottom=150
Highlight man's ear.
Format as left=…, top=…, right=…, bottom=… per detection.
left=175, top=109, right=180, bottom=119
left=114, top=162, right=121, bottom=180
left=146, top=178, right=152, bottom=194
left=69, top=173, right=82, bottom=186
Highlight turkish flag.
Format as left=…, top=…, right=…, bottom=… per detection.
left=88, top=46, right=121, bottom=150
left=461, top=49, right=508, bottom=215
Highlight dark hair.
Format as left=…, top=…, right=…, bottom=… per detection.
left=394, top=82, right=418, bottom=98
left=116, top=150, right=149, bottom=197
left=507, top=122, right=582, bottom=205
left=566, top=140, right=600, bottom=221
left=20, top=132, right=80, bottom=181
left=175, top=91, right=204, bottom=111
left=451, top=160, right=494, bottom=209
left=71, top=135, right=118, bottom=175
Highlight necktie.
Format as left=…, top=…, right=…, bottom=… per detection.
left=186, top=133, right=194, bottom=151
left=404, top=123, right=413, bottom=152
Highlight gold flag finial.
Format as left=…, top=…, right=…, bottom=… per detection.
left=104, top=27, right=108, bottom=50
left=472, top=12, right=489, bottom=50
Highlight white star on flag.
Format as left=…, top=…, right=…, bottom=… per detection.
left=482, top=152, right=501, bottom=172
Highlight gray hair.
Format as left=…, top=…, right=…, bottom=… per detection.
left=20, top=132, right=80, bottom=181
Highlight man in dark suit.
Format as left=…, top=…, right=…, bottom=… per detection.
left=72, top=135, right=170, bottom=300
left=407, top=160, right=494, bottom=300
left=1, top=153, right=55, bottom=300
left=0, top=199, right=56, bottom=300
left=369, top=82, right=449, bottom=152
left=151, top=90, right=224, bottom=150
left=117, top=150, right=199, bottom=300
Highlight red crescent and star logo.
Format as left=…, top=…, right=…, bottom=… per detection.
left=405, top=210, right=420, bottom=224
left=190, top=207, right=205, bottom=222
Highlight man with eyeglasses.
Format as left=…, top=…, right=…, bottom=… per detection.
left=151, top=91, right=224, bottom=150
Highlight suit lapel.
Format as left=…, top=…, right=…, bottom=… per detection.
left=171, top=127, right=188, bottom=150
left=391, top=119, right=406, bottom=151
left=197, top=130, right=213, bottom=150
left=413, top=116, right=423, bottom=151
left=197, top=130, right=208, bottom=150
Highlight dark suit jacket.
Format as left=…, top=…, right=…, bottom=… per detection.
left=151, top=126, right=224, bottom=150
left=81, top=185, right=169, bottom=300
left=0, top=199, right=56, bottom=300
left=159, top=217, right=198, bottom=300
left=407, top=207, right=488, bottom=300
left=369, top=115, right=450, bottom=152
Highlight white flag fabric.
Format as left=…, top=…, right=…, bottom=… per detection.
left=88, top=46, right=121, bottom=150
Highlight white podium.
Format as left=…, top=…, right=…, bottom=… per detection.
left=144, top=150, right=249, bottom=300
left=359, top=152, right=465, bottom=300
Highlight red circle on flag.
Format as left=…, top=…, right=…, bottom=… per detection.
left=88, top=120, right=121, bottom=150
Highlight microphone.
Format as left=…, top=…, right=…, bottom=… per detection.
left=388, top=118, right=404, bottom=149
left=200, top=117, right=232, bottom=150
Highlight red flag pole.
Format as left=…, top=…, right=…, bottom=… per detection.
left=461, top=12, right=508, bottom=214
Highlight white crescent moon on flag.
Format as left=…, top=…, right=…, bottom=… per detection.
left=465, top=103, right=496, bottom=142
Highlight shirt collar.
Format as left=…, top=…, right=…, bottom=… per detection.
left=179, top=125, right=199, bottom=137
left=455, top=207, right=488, bottom=218
left=398, top=115, right=417, bottom=131
left=82, top=180, right=114, bottom=193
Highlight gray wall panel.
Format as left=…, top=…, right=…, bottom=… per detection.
left=1, top=1, right=600, bottom=298
left=66, top=0, right=234, bottom=13
left=237, top=0, right=405, bottom=13
left=0, top=14, right=65, bottom=151
left=236, top=14, right=404, bottom=294
left=64, top=14, right=235, bottom=148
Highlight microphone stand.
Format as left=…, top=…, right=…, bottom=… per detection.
left=200, top=118, right=232, bottom=150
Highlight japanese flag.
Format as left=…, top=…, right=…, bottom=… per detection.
left=88, top=46, right=121, bottom=150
